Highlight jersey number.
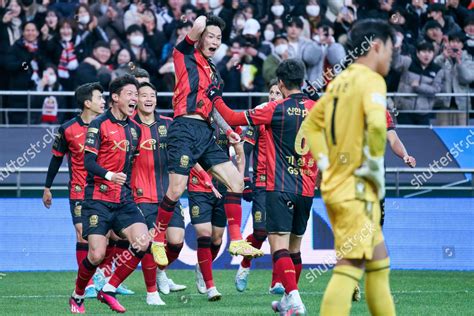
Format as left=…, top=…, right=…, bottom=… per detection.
left=331, top=98, right=338, bottom=145
left=295, top=125, right=309, bottom=156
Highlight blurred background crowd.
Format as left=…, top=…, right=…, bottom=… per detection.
left=0, top=0, right=472, bottom=125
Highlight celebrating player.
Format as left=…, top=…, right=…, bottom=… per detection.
left=302, top=19, right=396, bottom=316
left=131, top=82, right=186, bottom=306
left=69, top=75, right=150, bottom=314
left=43, top=82, right=105, bottom=298
left=207, top=59, right=318, bottom=314
left=235, top=79, right=285, bottom=294
left=150, top=14, right=263, bottom=266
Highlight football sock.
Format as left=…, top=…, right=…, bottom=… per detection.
left=153, top=195, right=177, bottom=243
left=158, top=242, right=183, bottom=270
left=210, top=242, right=221, bottom=261
left=365, top=257, right=396, bottom=316
left=320, top=265, right=364, bottom=316
left=75, top=242, right=88, bottom=267
left=75, top=257, right=98, bottom=296
left=197, top=236, right=214, bottom=289
left=273, top=249, right=297, bottom=294
left=290, top=252, right=302, bottom=284
left=141, top=246, right=158, bottom=293
left=109, top=247, right=145, bottom=289
left=99, top=240, right=117, bottom=277
left=224, top=193, right=243, bottom=241
left=241, top=229, right=266, bottom=268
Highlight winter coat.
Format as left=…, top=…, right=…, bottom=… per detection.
left=288, top=38, right=323, bottom=84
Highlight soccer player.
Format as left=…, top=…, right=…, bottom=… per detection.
left=131, top=81, right=186, bottom=305
left=302, top=19, right=397, bottom=316
left=207, top=59, right=318, bottom=314
left=69, top=75, right=150, bottom=314
left=189, top=125, right=245, bottom=301
left=235, top=79, right=285, bottom=294
left=150, top=14, right=263, bottom=265
left=43, top=82, right=105, bottom=298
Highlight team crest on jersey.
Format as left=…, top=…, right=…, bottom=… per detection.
left=99, top=184, right=108, bottom=193
left=259, top=175, right=266, bottom=183
left=191, top=176, right=199, bottom=185
left=89, top=215, right=99, bottom=227
left=191, top=205, right=200, bottom=218
left=158, top=125, right=167, bottom=137
left=180, top=155, right=190, bottom=168
left=254, top=211, right=262, bottom=223
left=137, top=188, right=143, bottom=196
left=197, top=100, right=204, bottom=108
left=130, top=128, right=138, bottom=140
left=140, top=138, right=156, bottom=150
left=74, top=204, right=82, bottom=217
left=74, top=185, right=82, bottom=193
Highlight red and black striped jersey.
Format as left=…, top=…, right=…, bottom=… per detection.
left=52, top=115, right=88, bottom=200
left=131, top=112, right=173, bottom=203
left=386, top=110, right=395, bottom=131
left=84, top=109, right=141, bottom=203
left=243, top=124, right=267, bottom=188
left=245, top=94, right=318, bottom=197
left=172, top=35, right=218, bottom=119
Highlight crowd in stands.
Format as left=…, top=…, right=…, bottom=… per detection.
left=0, top=0, right=472, bottom=124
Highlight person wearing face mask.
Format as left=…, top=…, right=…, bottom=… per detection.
left=35, top=65, right=64, bottom=124
left=269, top=1, right=286, bottom=20
left=263, top=32, right=289, bottom=88
left=125, top=24, right=159, bottom=84
left=90, top=0, right=125, bottom=40
left=208, top=0, right=235, bottom=43
left=74, top=4, right=109, bottom=61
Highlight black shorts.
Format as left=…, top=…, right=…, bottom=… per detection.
left=167, top=117, right=229, bottom=175
left=266, top=191, right=313, bottom=236
left=188, top=191, right=227, bottom=228
left=81, top=200, right=146, bottom=239
left=69, top=199, right=83, bottom=225
left=138, top=202, right=185, bottom=230
left=251, top=187, right=266, bottom=230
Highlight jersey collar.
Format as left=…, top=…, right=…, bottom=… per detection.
left=133, top=111, right=159, bottom=127
left=106, top=108, right=129, bottom=125
left=76, top=115, right=88, bottom=126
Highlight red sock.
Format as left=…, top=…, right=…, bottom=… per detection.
left=99, top=240, right=117, bottom=277
left=153, top=196, right=177, bottom=243
left=241, top=229, right=266, bottom=268
left=211, top=242, right=221, bottom=261
left=273, top=249, right=298, bottom=294
left=224, top=193, right=243, bottom=241
left=75, top=257, right=98, bottom=296
left=290, top=252, right=302, bottom=284
left=271, top=260, right=282, bottom=287
left=109, top=248, right=145, bottom=288
left=76, top=242, right=88, bottom=267
left=197, top=237, right=214, bottom=289
left=158, top=242, right=183, bottom=270
left=141, top=252, right=158, bottom=293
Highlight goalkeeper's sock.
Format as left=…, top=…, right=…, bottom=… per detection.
left=320, top=265, right=364, bottom=316
left=224, top=193, right=243, bottom=241
left=365, top=257, right=396, bottom=316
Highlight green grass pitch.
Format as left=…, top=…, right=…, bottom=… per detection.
left=0, top=270, right=472, bottom=315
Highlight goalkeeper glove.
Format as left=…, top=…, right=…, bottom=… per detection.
left=354, top=146, right=385, bottom=199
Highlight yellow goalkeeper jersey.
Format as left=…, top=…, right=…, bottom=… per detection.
left=303, top=63, right=387, bottom=204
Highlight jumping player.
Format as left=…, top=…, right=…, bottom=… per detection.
left=207, top=59, right=318, bottom=314
left=43, top=82, right=105, bottom=298
left=235, top=79, right=285, bottom=295
left=150, top=14, right=263, bottom=265
left=303, top=19, right=396, bottom=316
left=69, top=75, right=150, bottom=314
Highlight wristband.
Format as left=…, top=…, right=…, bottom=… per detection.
left=105, top=171, right=114, bottom=181
left=225, top=129, right=234, bottom=137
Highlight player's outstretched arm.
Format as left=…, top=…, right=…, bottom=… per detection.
left=387, top=130, right=416, bottom=167
left=212, top=108, right=240, bottom=143
left=302, top=95, right=329, bottom=171
left=43, top=155, right=64, bottom=208
left=188, top=15, right=207, bottom=42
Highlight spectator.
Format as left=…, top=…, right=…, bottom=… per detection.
left=423, top=4, right=462, bottom=37
left=334, top=4, right=356, bottom=43
left=74, top=4, right=109, bottom=60
left=229, top=10, right=245, bottom=39
left=142, top=8, right=166, bottom=64
left=263, top=32, right=288, bottom=88
left=180, top=3, right=197, bottom=25
left=209, top=0, right=235, bottom=43
left=463, top=15, right=474, bottom=57
left=285, top=16, right=322, bottom=83
left=35, top=64, right=64, bottom=124
left=90, top=0, right=125, bottom=40
left=434, top=32, right=474, bottom=126
left=40, top=9, right=60, bottom=42
left=111, top=47, right=133, bottom=79
left=217, top=37, right=245, bottom=108
left=404, top=0, right=428, bottom=39
left=392, top=41, right=445, bottom=125
left=242, top=3, right=254, bottom=20
left=158, top=0, right=185, bottom=39
left=160, top=19, right=190, bottom=63
left=388, top=7, right=416, bottom=47
left=269, top=0, right=286, bottom=21
left=20, top=0, right=47, bottom=25
left=75, top=40, right=112, bottom=89
left=45, top=18, right=79, bottom=91
left=0, top=0, right=24, bottom=90
left=125, top=24, right=158, bottom=83
left=109, top=36, right=123, bottom=61
left=123, top=0, right=147, bottom=31
left=424, top=20, right=446, bottom=56
left=5, top=21, right=47, bottom=124
left=445, top=0, right=470, bottom=28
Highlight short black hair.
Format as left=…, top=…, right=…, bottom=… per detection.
left=93, top=40, right=110, bottom=50
left=425, top=20, right=442, bottom=31
left=130, top=67, right=150, bottom=79
left=427, top=4, right=445, bottom=15
left=21, top=21, right=37, bottom=32
left=138, top=81, right=156, bottom=91
left=75, top=82, right=103, bottom=109
left=416, top=40, right=434, bottom=52
left=269, top=78, right=279, bottom=88
left=176, top=20, right=192, bottom=31
left=347, top=19, right=396, bottom=57
left=126, top=24, right=144, bottom=35
left=448, top=32, right=465, bottom=42
left=205, top=13, right=225, bottom=32
left=285, top=16, right=304, bottom=29
left=109, top=75, right=139, bottom=100
left=276, top=59, right=306, bottom=90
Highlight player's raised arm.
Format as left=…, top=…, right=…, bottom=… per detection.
left=188, top=15, right=207, bottom=42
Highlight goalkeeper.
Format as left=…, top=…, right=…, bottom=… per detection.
left=302, top=19, right=396, bottom=316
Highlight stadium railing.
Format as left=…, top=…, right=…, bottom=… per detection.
left=0, top=91, right=472, bottom=126
left=0, top=167, right=473, bottom=198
